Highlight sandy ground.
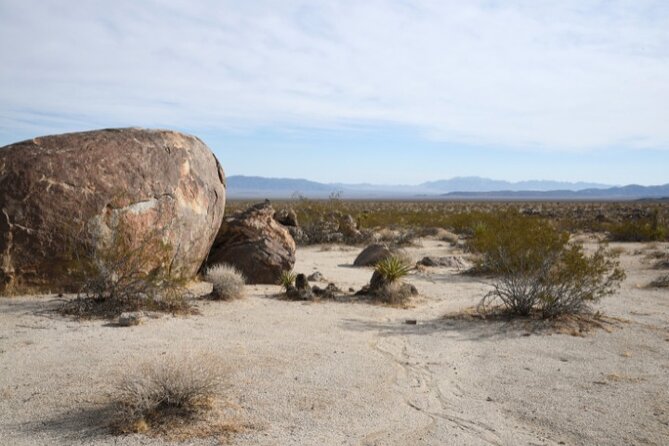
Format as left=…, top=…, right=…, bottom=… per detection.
left=1, top=239, right=668, bottom=446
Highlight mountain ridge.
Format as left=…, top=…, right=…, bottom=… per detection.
left=226, top=175, right=667, bottom=200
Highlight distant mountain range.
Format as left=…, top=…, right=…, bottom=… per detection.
left=226, top=175, right=669, bottom=200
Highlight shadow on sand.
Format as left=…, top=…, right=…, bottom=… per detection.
left=16, top=404, right=115, bottom=443
left=340, top=309, right=617, bottom=341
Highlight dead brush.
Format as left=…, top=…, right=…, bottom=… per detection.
left=60, top=220, right=193, bottom=318
left=113, top=353, right=224, bottom=435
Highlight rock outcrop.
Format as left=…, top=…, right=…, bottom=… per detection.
left=0, top=128, right=226, bottom=293
left=206, top=201, right=296, bottom=284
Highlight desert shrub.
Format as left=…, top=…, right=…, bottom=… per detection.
left=375, top=256, right=412, bottom=283
left=204, top=264, right=245, bottom=300
left=445, top=211, right=497, bottom=236
left=608, top=209, right=667, bottom=242
left=469, top=209, right=569, bottom=275
left=61, top=222, right=190, bottom=318
left=475, top=210, right=625, bottom=317
left=114, top=353, right=222, bottom=434
left=278, top=270, right=297, bottom=291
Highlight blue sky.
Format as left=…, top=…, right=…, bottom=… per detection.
left=1, top=0, right=668, bottom=185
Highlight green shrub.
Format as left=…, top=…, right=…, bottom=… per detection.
left=468, top=209, right=569, bottom=275
left=475, top=210, right=625, bottom=317
left=608, top=210, right=667, bottom=242
left=375, top=256, right=412, bottom=283
left=278, top=270, right=297, bottom=291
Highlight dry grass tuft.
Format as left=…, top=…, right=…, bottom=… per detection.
left=204, top=264, right=246, bottom=300
left=112, top=353, right=231, bottom=438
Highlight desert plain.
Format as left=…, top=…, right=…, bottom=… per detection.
left=1, top=235, right=668, bottom=446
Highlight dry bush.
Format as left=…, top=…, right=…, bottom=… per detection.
left=114, top=353, right=223, bottom=435
left=60, top=222, right=191, bottom=318
left=204, top=264, right=246, bottom=300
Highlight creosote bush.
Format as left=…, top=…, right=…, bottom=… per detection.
left=204, top=264, right=246, bottom=300
left=61, top=221, right=191, bottom=318
left=607, top=209, right=668, bottom=242
left=114, top=353, right=222, bottom=434
left=474, top=210, right=625, bottom=318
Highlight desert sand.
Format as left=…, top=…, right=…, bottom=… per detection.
left=1, top=239, right=668, bottom=446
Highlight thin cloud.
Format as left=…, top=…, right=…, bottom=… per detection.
left=1, top=0, right=668, bottom=149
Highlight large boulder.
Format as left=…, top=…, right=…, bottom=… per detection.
left=206, top=201, right=296, bottom=284
left=0, top=128, right=226, bottom=293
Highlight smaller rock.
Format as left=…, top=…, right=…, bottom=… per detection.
left=118, top=312, right=146, bottom=327
left=274, top=208, right=299, bottom=227
left=417, top=256, right=470, bottom=270
left=312, top=283, right=341, bottom=299
left=307, top=271, right=325, bottom=282
left=288, top=226, right=308, bottom=244
left=286, top=274, right=313, bottom=300
left=354, top=244, right=392, bottom=267
left=338, top=214, right=362, bottom=239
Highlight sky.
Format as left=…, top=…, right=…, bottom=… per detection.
left=1, top=0, right=668, bottom=186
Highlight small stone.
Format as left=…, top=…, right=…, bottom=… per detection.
left=307, top=271, right=325, bottom=282
left=118, top=312, right=146, bottom=327
left=354, top=244, right=392, bottom=267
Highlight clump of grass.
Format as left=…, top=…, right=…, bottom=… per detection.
left=278, top=270, right=297, bottom=291
left=375, top=256, right=412, bottom=283
left=204, top=264, right=246, bottom=300
left=113, top=353, right=223, bottom=435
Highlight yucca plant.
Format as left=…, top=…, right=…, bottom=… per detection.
left=278, top=270, right=297, bottom=291
left=375, top=256, right=412, bottom=283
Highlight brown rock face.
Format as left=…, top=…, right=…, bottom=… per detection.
left=0, top=128, right=226, bottom=293
left=207, top=201, right=296, bottom=284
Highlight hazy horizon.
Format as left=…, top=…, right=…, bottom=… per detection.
left=1, top=1, right=668, bottom=186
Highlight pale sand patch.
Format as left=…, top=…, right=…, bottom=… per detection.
left=0, top=240, right=667, bottom=445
